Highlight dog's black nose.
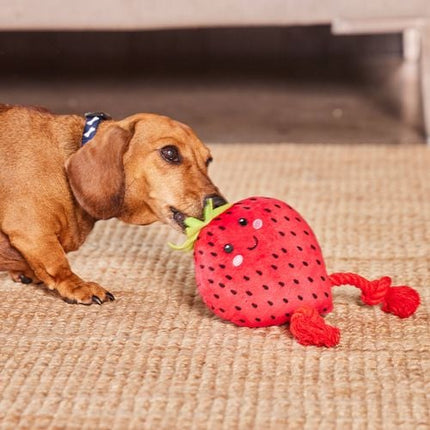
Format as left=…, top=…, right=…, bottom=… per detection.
left=204, top=194, right=228, bottom=209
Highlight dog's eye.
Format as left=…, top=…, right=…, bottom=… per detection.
left=160, top=145, right=182, bottom=164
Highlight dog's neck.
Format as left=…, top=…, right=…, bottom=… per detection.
left=57, top=113, right=112, bottom=159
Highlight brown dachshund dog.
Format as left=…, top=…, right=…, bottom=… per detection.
left=0, top=105, right=226, bottom=305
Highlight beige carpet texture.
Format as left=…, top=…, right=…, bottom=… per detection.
left=0, top=143, right=429, bottom=429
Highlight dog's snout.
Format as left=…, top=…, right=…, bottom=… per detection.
left=204, top=194, right=227, bottom=209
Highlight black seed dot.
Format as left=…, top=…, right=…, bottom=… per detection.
left=256, top=270, right=263, bottom=276
left=198, top=250, right=204, bottom=255
left=308, top=277, right=314, bottom=283
left=295, top=217, right=301, bottom=222
left=208, top=279, right=214, bottom=284
left=278, top=281, right=285, bottom=287
left=243, top=206, right=251, bottom=210
left=252, top=303, right=258, bottom=308
left=283, top=298, right=289, bottom=303
left=267, top=300, right=274, bottom=306
left=297, top=246, right=303, bottom=251
left=243, top=276, right=250, bottom=281
left=271, top=265, right=278, bottom=270
left=324, top=292, right=329, bottom=298
left=284, top=216, right=290, bottom=221
left=271, top=217, right=278, bottom=223
left=298, top=295, right=303, bottom=301
left=289, top=263, right=295, bottom=268
left=272, top=253, right=279, bottom=259
left=271, top=315, right=276, bottom=320
left=199, top=264, right=205, bottom=269
left=246, top=290, right=253, bottom=296
left=285, top=313, right=290, bottom=317
left=323, top=308, right=328, bottom=313
left=207, top=231, right=214, bottom=236
left=262, top=284, right=269, bottom=290
left=312, top=293, right=318, bottom=299
left=226, top=275, right=232, bottom=280
left=302, top=261, right=309, bottom=266
left=321, top=276, right=326, bottom=281
left=250, top=197, right=257, bottom=201
left=219, top=283, right=225, bottom=288
left=239, top=319, right=246, bottom=323
left=230, top=290, right=237, bottom=295
left=264, top=208, right=272, bottom=213
left=209, top=266, right=215, bottom=271
left=219, top=308, right=225, bottom=313
left=311, top=245, right=317, bottom=250
left=211, top=305, right=215, bottom=310
left=208, top=242, right=215, bottom=247
left=304, top=230, right=310, bottom=236
left=211, top=252, right=218, bottom=257
left=219, top=264, right=226, bottom=269
left=290, top=231, right=297, bottom=236
left=279, top=231, right=285, bottom=237
left=235, top=306, right=242, bottom=311
left=293, top=279, right=300, bottom=284
left=226, top=211, right=232, bottom=215
left=316, top=259, right=322, bottom=265
left=218, top=226, right=226, bottom=231
left=255, top=318, right=261, bottom=322
left=281, top=248, right=287, bottom=253
left=214, top=294, right=219, bottom=299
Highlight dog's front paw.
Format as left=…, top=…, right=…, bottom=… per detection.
left=58, top=278, right=115, bottom=305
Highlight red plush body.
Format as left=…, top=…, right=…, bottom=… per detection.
left=178, top=197, right=420, bottom=347
left=194, top=197, right=333, bottom=327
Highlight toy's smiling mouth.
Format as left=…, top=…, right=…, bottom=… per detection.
left=247, top=235, right=259, bottom=251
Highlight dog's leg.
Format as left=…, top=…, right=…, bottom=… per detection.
left=0, top=231, right=39, bottom=283
left=4, top=230, right=114, bottom=305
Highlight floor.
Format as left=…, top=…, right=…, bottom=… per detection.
left=1, top=29, right=429, bottom=429
left=0, top=28, right=425, bottom=144
left=2, top=142, right=429, bottom=429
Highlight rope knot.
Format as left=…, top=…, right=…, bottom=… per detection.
left=361, top=276, right=391, bottom=306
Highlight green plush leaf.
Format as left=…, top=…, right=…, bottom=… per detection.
left=169, top=199, right=232, bottom=251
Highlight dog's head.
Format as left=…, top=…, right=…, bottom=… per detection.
left=65, top=114, right=226, bottom=230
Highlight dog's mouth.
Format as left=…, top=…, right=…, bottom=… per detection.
left=170, top=207, right=187, bottom=231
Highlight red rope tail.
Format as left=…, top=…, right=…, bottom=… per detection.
left=290, top=307, right=340, bottom=347
left=328, top=272, right=420, bottom=318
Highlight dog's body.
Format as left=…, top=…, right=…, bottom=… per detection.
left=0, top=105, right=225, bottom=304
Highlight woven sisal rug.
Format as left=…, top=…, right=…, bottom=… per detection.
left=1, top=143, right=429, bottom=429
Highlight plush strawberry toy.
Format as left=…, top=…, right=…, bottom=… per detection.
left=171, top=197, right=420, bottom=347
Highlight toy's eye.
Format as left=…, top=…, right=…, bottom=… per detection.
left=238, top=218, right=248, bottom=226
left=224, top=244, right=234, bottom=253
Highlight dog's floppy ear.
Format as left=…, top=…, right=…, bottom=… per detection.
left=65, top=125, right=133, bottom=219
